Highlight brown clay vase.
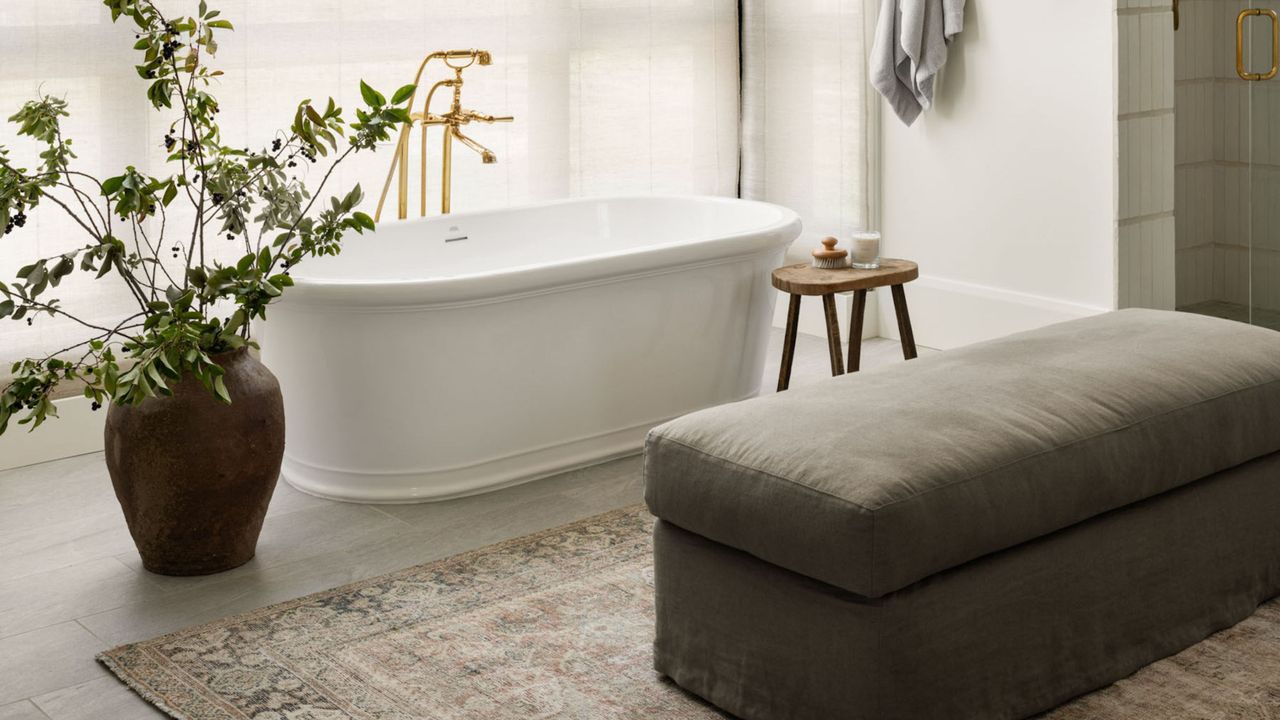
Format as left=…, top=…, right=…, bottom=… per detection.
left=104, top=348, right=285, bottom=576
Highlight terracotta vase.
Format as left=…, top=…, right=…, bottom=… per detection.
left=104, top=348, right=285, bottom=576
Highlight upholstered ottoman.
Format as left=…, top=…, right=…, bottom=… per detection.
left=644, top=309, right=1280, bottom=720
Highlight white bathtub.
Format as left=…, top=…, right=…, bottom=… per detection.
left=261, top=195, right=801, bottom=503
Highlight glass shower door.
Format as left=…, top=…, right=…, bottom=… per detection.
left=1243, top=4, right=1280, bottom=328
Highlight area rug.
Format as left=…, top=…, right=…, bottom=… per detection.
left=100, top=505, right=1280, bottom=719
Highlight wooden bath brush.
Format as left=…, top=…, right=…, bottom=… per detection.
left=812, top=237, right=849, bottom=269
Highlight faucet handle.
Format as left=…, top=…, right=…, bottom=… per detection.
left=463, top=111, right=514, bottom=124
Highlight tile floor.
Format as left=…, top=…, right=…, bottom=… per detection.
left=0, top=330, right=931, bottom=719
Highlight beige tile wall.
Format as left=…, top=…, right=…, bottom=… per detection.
left=1118, top=1, right=1177, bottom=309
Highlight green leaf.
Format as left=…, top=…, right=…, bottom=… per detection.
left=212, top=375, right=231, bottom=403
left=144, top=362, right=169, bottom=392
left=223, top=309, right=246, bottom=335
left=359, top=80, right=384, bottom=107
left=207, top=19, right=233, bottom=29
left=391, top=84, right=416, bottom=105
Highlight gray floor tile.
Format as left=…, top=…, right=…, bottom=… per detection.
left=0, top=623, right=105, bottom=705
left=0, top=557, right=161, bottom=639
left=0, top=700, right=49, bottom=720
left=0, top=513, right=138, bottom=585
left=32, top=677, right=163, bottom=720
left=113, top=501, right=411, bottom=590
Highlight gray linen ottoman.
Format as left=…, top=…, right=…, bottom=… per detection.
left=644, top=309, right=1280, bottom=720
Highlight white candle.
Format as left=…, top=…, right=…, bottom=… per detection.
left=850, top=231, right=880, bottom=269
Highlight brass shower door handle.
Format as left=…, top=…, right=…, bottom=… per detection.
left=1237, top=8, right=1280, bottom=81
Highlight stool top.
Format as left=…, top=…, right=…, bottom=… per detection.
left=771, top=258, right=918, bottom=295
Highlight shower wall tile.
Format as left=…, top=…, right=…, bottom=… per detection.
left=1119, top=113, right=1176, bottom=220
left=1176, top=247, right=1212, bottom=306
left=1218, top=164, right=1250, bottom=247
left=1176, top=244, right=1214, bottom=306
left=1117, top=2, right=1176, bottom=310
left=1214, top=243, right=1250, bottom=305
left=1220, top=82, right=1250, bottom=163
left=1253, top=165, right=1280, bottom=252
left=1252, top=248, right=1280, bottom=311
left=1254, top=83, right=1280, bottom=166
left=1175, top=83, right=1213, bottom=163
left=1119, top=216, right=1177, bottom=309
left=1119, top=10, right=1175, bottom=115
left=1176, top=164, right=1217, bottom=249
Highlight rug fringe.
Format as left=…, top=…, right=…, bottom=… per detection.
left=97, top=651, right=193, bottom=720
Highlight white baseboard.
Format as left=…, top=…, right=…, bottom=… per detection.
left=0, top=396, right=105, bottom=472
left=771, top=289, right=882, bottom=341
left=877, top=275, right=1111, bottom=350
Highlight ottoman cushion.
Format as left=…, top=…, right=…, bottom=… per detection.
left=644, top=309, right=1280, bottom=598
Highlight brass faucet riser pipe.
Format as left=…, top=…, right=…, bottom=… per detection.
left=441, top=122, right=453, bottom=214
left=397, top=126, right=410, bottom=219
left=373, top=125, right=411, bottom=222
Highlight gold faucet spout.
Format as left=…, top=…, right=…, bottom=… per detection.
left=452, top=127, right=497, bottom=164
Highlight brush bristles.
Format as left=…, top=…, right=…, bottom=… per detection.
left=812, top=256, right=849, bottom=269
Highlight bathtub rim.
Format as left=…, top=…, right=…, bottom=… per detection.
left=280, top=194, right=802, bottom=310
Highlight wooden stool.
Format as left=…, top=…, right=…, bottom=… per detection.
left=771, top=259, right=920, bottom=391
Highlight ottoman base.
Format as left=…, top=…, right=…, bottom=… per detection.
left=653, top=452, right=1280, bottom=720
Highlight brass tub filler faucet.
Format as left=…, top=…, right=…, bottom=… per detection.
left=375, top=49, right=513, bottom=220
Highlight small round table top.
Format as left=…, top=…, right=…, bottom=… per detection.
left=771, top=258, right=919, bottom=295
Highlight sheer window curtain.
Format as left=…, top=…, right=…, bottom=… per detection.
left=0, top=0, right=740, bottom=369
left=739, top=0, right=880, bottom=260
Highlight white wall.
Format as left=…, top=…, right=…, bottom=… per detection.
left=880, top=1, right=1118, bottom=349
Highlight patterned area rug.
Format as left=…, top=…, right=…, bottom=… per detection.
left=100, top=505, right=1280, bottom=719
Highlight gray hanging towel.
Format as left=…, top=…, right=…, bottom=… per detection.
left=871, top=0, right=966, bottom=126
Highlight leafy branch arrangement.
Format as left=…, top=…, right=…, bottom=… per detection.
left=0, top=0, right=414, bottom=434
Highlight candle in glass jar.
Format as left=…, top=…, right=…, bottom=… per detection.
left=850, top=231, right=880, bottom=269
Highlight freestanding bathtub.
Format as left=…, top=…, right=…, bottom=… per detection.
left=260, top=195, right=801, bottom=503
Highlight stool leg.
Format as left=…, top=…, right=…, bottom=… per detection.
left=777, top=294, right=801, bottom=391
left=822, top=293, right=844, bottom=376
left=890, top=284, right=918, bottom=360
left=847, top=289, right=867, bottom=373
